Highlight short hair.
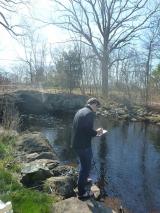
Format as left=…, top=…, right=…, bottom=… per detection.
left=87, top=98, right=101, bottom=107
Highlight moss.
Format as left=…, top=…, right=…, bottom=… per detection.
left=1, top=188, right=56, bottom=213
left=0, top=166, right=58, bottom=213
left=11, top=189, right=55, bottom=213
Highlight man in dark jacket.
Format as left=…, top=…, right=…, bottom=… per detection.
left=71, top=98, right=102, bottom=198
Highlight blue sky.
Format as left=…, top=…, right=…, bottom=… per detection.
left=0, top=0, right=159, bottom=72
left=0, top=0, right=70, bottom=70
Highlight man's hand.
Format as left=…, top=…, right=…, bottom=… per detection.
left=96, top=128, right=103, bottom=136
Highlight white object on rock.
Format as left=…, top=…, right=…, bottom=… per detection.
left=91, top=184, right=100, bottom=198
left=0, top=200, right=13, bottom=213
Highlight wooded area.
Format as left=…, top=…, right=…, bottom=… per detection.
left=0, top=0, right=160, bottom=105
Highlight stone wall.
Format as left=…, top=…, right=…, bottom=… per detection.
left=0, top=91, right=87, bottom=115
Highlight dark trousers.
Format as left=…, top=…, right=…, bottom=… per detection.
left=75, top=147, right=93, bottom=196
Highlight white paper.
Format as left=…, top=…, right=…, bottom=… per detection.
left=102, top=129, right=108, bottom=134
left=97, top=129, right=108, bottom=136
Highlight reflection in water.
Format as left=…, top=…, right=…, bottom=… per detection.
left=25, top=116, right=160, bottom=213
left=97, top=135, right=108, bottom=197
left=104, top=120, right=160, bottom=213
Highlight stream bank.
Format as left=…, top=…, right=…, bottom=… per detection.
left=1, top=91, right=160, bottom=212
left=0, top=90, right=160, bottom=125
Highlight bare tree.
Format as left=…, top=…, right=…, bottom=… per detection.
left=81, top=48, right=101, bottom=95
left=142, top=17, right=160, bottom=104
left=19, top=28, right=48, bottom=85
left=109, top=47, right=148, bottom=104
left=0, top=0, right=27, bottom=35
left=53, top=0, right=160, bottom=96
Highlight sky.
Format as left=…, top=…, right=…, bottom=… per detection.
left=0, top=0, right=70, bottom=71
left=0, top=0, right=159, bottom=72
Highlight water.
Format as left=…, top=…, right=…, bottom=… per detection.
left=25, top=115, right=160, bottom=213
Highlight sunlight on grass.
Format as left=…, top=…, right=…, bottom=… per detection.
left=0, top=166, right=57, bottom=213
left=12, top=189, right=55, bottom=213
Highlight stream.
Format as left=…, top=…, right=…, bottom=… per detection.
left=23, top=114, right=160, bottom=213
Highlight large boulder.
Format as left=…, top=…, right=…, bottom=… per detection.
left=52, top=197, right=115, bottom=213
left=44, top=176, right=76, bottom=198
left=20, top=159, right=56, bottom=187
left=16, top=132, right=56, bottom=155
left=51, top=165, right=78, bottom=188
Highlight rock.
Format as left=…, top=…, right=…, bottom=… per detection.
left=116, top=108, right=127, bottom=115
left=26, top=152, right=58, bottom=162
left=96, top=111, right=101, bottom=116
left=102, top=110, right=110, bottom=116
left=51, top=165, right=78, bottom=188
left=44, top=176, right=76, bottom=198
left=131, top=118, right=137, bottom=122
left=147, top=111, right=154, bottom=116
left=52, top=197, right=114, bottom=213
left=118, top=114, right=129, bottom=120
left=101, top=113, right=108, bottom=117
left=25, top=152, right=41, bottom=162
left=91, top=184, right=100, bottom=199
left=136, top=108, right=148, bottom=116
left=51, top=165, right=77, bottom=177
left=22, top=158, right=59, bottom=171
left=20, top=159, right=55, bottom=187
left=145, top=115, right=160, bottom=123
left=46, top=161, right=60, bottom=170
left=136, top=116, right=146, bottom=121
left=0, top=200, right=13, bottom=213
left=16, top=132, right=56, bottom=155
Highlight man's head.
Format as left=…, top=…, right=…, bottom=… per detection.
left=86, top=97, right=101, bottom=112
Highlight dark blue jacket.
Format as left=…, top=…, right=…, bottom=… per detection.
left=71, top=105, right=97, bottom=149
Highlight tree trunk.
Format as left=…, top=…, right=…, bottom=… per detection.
left=29, top=63, right=33, bottom=84
left=145, top=42, right=152, bottom=105
left=101, top=53, right=109, bottom=97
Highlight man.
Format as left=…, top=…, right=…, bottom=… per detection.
left=71, top=97, right=103, bottom=198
